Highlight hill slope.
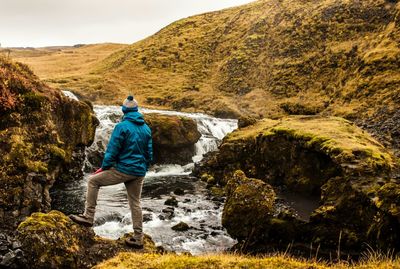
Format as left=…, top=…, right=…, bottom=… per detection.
left=8, top=0, right=400, bottom=151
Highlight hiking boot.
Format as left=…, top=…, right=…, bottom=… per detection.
left=125, top=236, right=144, bottom=249
left=69, top=214, right=93, bottom=227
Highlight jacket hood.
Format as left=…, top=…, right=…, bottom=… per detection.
left=123, top=111, right=145, bottom=125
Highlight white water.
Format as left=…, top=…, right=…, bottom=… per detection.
left=62, top=90, right=79, bottom=101
left=62, top=91, right=238, bottom=254
left=85, top=105, right=237, bottom=169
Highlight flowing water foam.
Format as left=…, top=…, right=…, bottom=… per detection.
left=62, top=91, right=238, bottom=254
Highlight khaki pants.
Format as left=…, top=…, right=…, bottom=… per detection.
left=84, top=168, right=144, bottom=239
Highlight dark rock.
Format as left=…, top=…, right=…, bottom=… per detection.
left=171, top=222, right=190, bottom=231
left=94, top=212, right=123, bottom=226
left=164, top=196, right=178, bottom=207
left=0, top=251, right=16, bottom=267
left=143, top=213, right=153, bottom=222
left=161, top=207, right=175, bottom=220
left=173, top=188, right=185, bottom=195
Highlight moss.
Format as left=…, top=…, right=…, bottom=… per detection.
left=226, top=116, right=395, bottom=172
left=17, top=211, right=158, bottom=268
left=223, top=172, right=276, bottom=240
left=47, top=144, right=67, bottom=161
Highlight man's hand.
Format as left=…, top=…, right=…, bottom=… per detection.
left=93, top=168, right=103, bottom=175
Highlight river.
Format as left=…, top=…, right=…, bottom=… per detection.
left=52, top=91, right=238, bottom=254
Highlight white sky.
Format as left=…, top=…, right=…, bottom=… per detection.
left=0, top=0, right=254, bottom=48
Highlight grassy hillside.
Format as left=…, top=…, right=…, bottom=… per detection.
left=24, top=0, right=398, bottom=115
left=6, top=0, right=400, bottom=150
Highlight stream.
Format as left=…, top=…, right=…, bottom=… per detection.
left=52, top=91, right=238, bottom=254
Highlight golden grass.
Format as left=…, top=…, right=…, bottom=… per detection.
left=93, top=252, right=400, bottom=269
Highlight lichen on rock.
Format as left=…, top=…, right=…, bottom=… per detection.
left=16, top=210, right=157, bottom=269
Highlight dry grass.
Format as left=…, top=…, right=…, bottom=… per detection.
left=1, top=43, right=127, bottom=87
left=93, top=252, right=400, bottom=269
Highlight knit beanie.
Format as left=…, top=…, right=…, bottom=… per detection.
left=122, top=95, right=138, bottom=113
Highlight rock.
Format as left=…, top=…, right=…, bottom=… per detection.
left=222, top=171, right=276, bottom=240
left=171, top=222, right=190, bottom=231
left=196, top=116, right=400, bottom=254
left=161, top=207, right=175, bottom=220
left=0, top=251, right=16, bottom=267
left=143, top=213, right=153, bottom=222
left=238, top=116, right=258, bottom=128
left=11, top=240, right=22, bottom=250
left=144, top=114, right=201, bottom=165
left=94, top=212, right=123, bottom=226
left=164, top=196, right=178, bottom=207
left=16, top=210, right=157, bottom=269
left=173, top=188, right=185, bottom=196
left=0, top=57, right=98, bottom=231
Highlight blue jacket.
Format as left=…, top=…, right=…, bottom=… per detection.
left=101, top=107, right=153, bottom=177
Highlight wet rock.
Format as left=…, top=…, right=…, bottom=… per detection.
left=161, top=207, right=175, bottom=220
left=94, top=212, right=124, bottom=226
left=144, top=114, right=201, bottom=165
left=171, top=222, right=190, bottom=231
left=16, top=210, right=157, bottom=269
left=173, top=188, right=185, bottom=196
left=143, top=213, right=153, bottom=222
left=164, top=196, right=178, bottom=207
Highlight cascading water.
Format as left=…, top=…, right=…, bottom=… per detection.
left=56, top=91, right=238, bottom=254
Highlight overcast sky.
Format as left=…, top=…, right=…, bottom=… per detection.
left=0, top=0, right=254, bottom=48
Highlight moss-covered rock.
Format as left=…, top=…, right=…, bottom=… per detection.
left=222, top=171, right=276, bottom=240
left=16, top=210, right=156, bottom=269
left=144, top=113, right=201, bottom=164
left=0, top=57, right=98, bottom=230
left=196, top=116, right=400, bottom=254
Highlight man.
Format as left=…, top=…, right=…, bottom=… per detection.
left=70, top=95, right=153, bottom=249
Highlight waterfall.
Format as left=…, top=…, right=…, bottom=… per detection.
left=85, top=105, right=238, bottom=172
left=62, top=90, right=79, bottom=101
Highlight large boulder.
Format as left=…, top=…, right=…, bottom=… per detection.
left=195, top=116, right=400, bottom=255
left=222, top=170, right=276, bottom=240
left=0, top=57, right=98, bottom=230
left=144, top=113, right=201, bottom=164
left=16, top=210, right=156, bottom=269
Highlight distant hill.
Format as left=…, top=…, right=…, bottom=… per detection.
left=8, top=0, right=400, bottom=151
left=3, top=43, right=127, bottom=86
